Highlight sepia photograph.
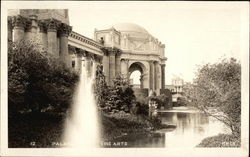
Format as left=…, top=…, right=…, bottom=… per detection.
left=1, top=1, right=249, bottom=157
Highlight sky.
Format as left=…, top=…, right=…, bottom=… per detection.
left=67, top=2, right=247, bottom=85
left=1, top=1, right=248, bottom=85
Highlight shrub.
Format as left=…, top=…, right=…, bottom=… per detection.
left=94, top=72, right=136, bottom=113
left=8, top=41, right=79, bottom=115
left=197, top=134, right=240, bottom=147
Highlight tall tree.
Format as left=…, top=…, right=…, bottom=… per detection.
left=184, top=58, right=241, bottom=137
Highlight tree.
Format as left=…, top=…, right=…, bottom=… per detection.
left=94, top=70, right=136, bottom=113
left=8, top=41, right=79, bottom=115
left=94, top=65, right=110, bottom=109
left=184, top=58, right=241, bottom=137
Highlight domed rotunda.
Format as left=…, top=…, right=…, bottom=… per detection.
left=94, top=23, right=167, bottom=96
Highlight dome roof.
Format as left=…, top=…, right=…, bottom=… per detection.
left=112, top=23, right=148, bottom=35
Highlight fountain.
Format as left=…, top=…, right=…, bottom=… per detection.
left=63, top=59, right=100, bottom=148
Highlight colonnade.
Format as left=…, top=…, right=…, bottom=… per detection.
left=69, top=46, right=102, bottom=76
left=119, top=58, right=166, bottom=93
left=101, top=47, right=122, bottom=85
left=7, top=15, right=166, bottom=94
left=8, top=15, right=72, bottom=67
left=148, top=61, right=165, bottom=92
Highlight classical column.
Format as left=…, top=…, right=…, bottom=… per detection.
left=12, top=15, right=25, bottom=42
left=59, top=23, right=72, bottom=66
left=109, top=50, right=116, bottom=84
left=68, top=45, right=76, bottom=69
left=158, top=63, right=162, bottom=92
left=161, top=64, right=166, bottom=89
left=47, top=19, right=59, bottom=58
left=92, top=54, right=99, bottom=78
left=121, top=59, right=129, bottom=79
left=85, top=53, right=92, bottom=77
left=76, top=48, right=85, bottom=73
left=8, top=17, right=13, bottom=41
left=76, top=53, right=82, bottom=72
left=115, top=52, right=121, bottom=75
left=140, top=75, right=143, bottom=89
left=154, top=61, right=158, bottom=90
left=38, top=21, right=48, bottom=52
left=25, top=15, right=37, bottom=41
left=148, top=60, right=154, bottom=90
left=102, top=51, right=110, bottom=85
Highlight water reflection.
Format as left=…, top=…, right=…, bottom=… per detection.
left=107, top=111, right=229, bottom=148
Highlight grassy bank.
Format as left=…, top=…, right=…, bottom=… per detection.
left=197, top=134, right=240, bottom=147
left=100, top=112, right=152, bottom=141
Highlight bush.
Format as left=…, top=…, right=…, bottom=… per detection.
left=94, top=72, right=136, bottom=113
left=8, top=41, right=79, bottom=115
left=197, top=134, right=240, bottom=147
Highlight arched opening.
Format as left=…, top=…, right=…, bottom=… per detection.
left=128, top=62, right=145, bottom=89
left=130, top=70, right=141, bottom=88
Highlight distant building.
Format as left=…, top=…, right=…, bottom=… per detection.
left=165, top=76, right=184, bottom=106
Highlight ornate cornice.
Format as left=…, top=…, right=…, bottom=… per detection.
left=11, top=15, right=26, bottom=29
left=58, top=23, right=72, bottom=36
left=147, top=60, right=154, bottom=64
left=75, top=48, right=88, bottom=57
left=101, top=47, right=122, bottom=56
left=24, top=19, right=32, bottom=32
left=45, top=18, right=61, bottom=31
left=68, top=45, right=76, bottom=54
left=10, top=15, right=32, bottom=32
left=38, top=20, right=47, bottom=33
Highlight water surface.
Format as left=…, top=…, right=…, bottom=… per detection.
left=107, top=109, right=229, bottom=148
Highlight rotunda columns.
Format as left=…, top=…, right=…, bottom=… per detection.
left=109, top=50, right=116, bottom=84
left=161, top=64, right=166, bottom=89
left=102, top=52, right=110, bottom=85
left=154, top=61, right=158, bottom=90
left=25, top=15, right=37, bottom=41
left=12, top=15, right=25, bottom=42
left=38, top=21, right=48, bottom=52
left=59, top=23, right=72, bottom=67
left=74, top=52, right=82, bottom=73
left=47, top=19, right=58, bottom=58
left=86, top=55, right=92, bottom=78
left=8, top=17, right=13, bottom=41
left=148, top=60, right=155, bottom=90
left=115, top=52, right=121, bottom=75
left=121, top=59, right=129, bottom=79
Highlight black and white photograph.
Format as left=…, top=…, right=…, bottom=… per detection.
left=0, top=1, right=249, bottom=157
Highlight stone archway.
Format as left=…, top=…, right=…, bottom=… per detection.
left=128, top=62, right=146, bottom=89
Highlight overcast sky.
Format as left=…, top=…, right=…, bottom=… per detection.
left=67, top=2, right=248, bottom=84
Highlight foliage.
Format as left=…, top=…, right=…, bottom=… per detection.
left=94, top=69, right=136, bottom=113
left=130, top=101, right=149, bottom=115
left=197, top=134, right=240, bottom=147
left=176, top=97, right=187, bottom=106
left=94, top=65, right=110, bottom=108
left=107, top=75, right=136, bottom=112
left=8, top=41, right=79, bottom=115
left=9, top=112, right=65, bottom=148
left=183, top=58, right=241, bottom=137
left=100, top=111, right=162, bottom=140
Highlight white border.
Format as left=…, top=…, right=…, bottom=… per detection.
left=1, top=1, right=249, bottom=157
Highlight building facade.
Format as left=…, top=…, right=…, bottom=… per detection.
left=95, top=23, right=167, bottom=95
left=7, top=9, right=167, bottom=96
